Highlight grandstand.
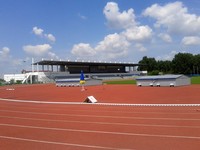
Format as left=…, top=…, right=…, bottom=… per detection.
left=4, top=59, right=146, bottom=85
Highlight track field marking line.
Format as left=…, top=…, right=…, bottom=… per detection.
left=1, top=123, right=200, bottom=140
left=1, top=104, right=199, bottom=115
left=0, top=135, right=131, bottom=150
left=1, top=115, right=200, bottom=129
left=1, top=109, right=200, bottom=121
left=1, top=98, right=200, bottom=107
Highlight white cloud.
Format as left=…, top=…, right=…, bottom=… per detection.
left=95, top=33, right=130, bottom=59
left=156, top=50, right=178, bottom=60
left=0, top=47, right=26, bottom=72
left=78, top=13, right=87, bottom=20
left=33, top=26, right=44, bottom=36
left=158, top=33, right=172, bottom=43
left=71, top=33, right=130, bottom=60
left=71, top=43, right=96, bottom=57
left=44, top=34, right=56, bottom=42
left=143, top=1, right=200, bottom=35
left=95, top=33, right=130, bottom=52
left=103, top=2, right=136, bottom=29
left=71, top=2, right=154, bottom=60
left=182, top=36, right=200, bottom=45
left=122, top=25, right=152, bottom=42
left=32, top=26, right=56, bottom=42
left=0, top=47, right=10, bottom=58
left=135, top=43, right=147, bottom=52
left=48, top=52, right=59, bottom=60
left=23, top=44, right=52, bottom=56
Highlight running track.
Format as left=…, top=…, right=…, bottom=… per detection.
left=0, top=84, right=200, bottom=149
left=0, top=99, right=200, bottom=150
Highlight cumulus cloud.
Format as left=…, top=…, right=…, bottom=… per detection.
left=95, top=33, right=130, bottom=59
left=0, top=47, right=10, bottom=58
left=0, top=47, right=25, bottom=71
left=48, top=52, right=59, bottom=60
left=122, top=25, right=152, bottom=42
left=23, top=44, right=52, bottom=56
left=103, top=2, right=136, bottom=29
left=156, top=50, right=178, bottom=60
left=32, top=26, right=56, bottom=42
left=71, top=2, right=153, bottom=60
left=71, top=43, right=96, bottom=57
left=96, top=33, right=130, bottom=52
left=33, top=26, right=44, bottom=36
left=182, top=36, right=200, bottom=45
left=143, top=1, right=200, bottom=35
left=135, top=43, right=147, bottom=52
left=158, top=33, right=172, bottom=43
left=71, top=33, right=130, bottom=60
left=44, top=34, right=56, bottom=42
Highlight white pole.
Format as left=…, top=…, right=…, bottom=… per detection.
left=37, top=63, right=39, bottom=72
left=32, top=58, right=34, bottom=72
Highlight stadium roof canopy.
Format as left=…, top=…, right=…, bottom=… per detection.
left=33, top=60, right=141, bottom=67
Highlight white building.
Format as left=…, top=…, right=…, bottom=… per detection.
left=136, top=75, right=191, bottom=87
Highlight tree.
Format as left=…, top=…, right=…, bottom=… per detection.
left=138, top=56, right=157, bottom=72
left=193, top=54, right=200, bottom=74
left=172, top=53, right=194, bottom=74
left=157, top=60, right=172, bottom=73
left=0, top=78, right=5, bottom=86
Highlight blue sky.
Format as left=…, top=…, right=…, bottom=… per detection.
left=0, top=0, right=200, bottom=77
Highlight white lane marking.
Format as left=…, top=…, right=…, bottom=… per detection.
left=0, top=98, right=83, bottom=105
left=1, top=115, right=200, bottom=129
left=1, top=109, right=200, bottom=121
left=1, top=105, right=200, bottom=115
left=0, top=123, right=200, bottom=140
left=0, top=135, right=131, bottom=150
left=1, top=98, right=200, bottom=107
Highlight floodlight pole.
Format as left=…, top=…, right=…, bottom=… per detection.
left=32, top=58, right=34, bottom=72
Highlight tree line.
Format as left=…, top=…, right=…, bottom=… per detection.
left=138, top=53, right=200, bottom=75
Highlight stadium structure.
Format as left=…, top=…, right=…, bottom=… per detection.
left=4, top=59, right=146, bottom=86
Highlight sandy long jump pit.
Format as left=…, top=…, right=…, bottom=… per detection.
left=0, top=84, right=200, bottom=104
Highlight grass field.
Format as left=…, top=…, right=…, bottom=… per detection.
left=191, top=76, right=200, bottom=84
left=103, top=79, right=136, bottom=85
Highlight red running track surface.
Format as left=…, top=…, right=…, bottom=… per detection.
left=0, top=84, right=200, bottom=104
left=0, top=84, right=200, bottom=149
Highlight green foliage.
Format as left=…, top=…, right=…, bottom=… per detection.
left=0, top=79, right=5, bottom=86
left=157, top=60, right=172, bottom=73
left=148, top=70, right=159, bottom=75
left=191, top=76, right=200, bottom=84
left=138, top=56, right=157, bottom=72
left=138, top=53, right=200, bottom=75
left=0, top=78, right=5, bottom=82
left=10, top=79, right=15, bottom=84
left=172, top=53, right=194, bottom=74
left=103, top=79, right=136, bottom=85
left=16, top=80, right=22, bottom=84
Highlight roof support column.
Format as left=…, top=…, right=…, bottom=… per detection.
left=51, top=65, right=53, bottom=72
